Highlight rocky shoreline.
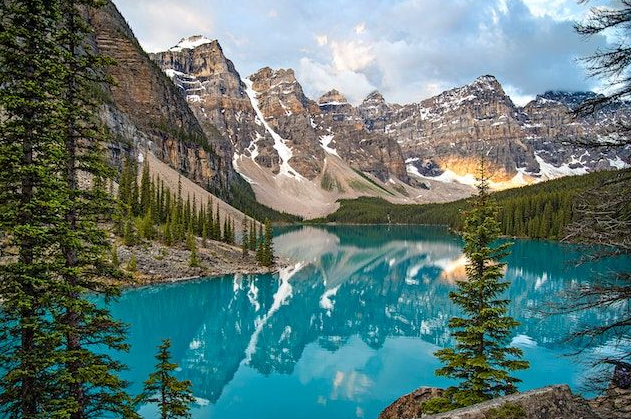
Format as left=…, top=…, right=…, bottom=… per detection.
left=113, top=238, right=289, bottom=288
left=379, top=384, right=631, bottom=419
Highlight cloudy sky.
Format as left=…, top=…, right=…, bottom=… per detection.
left=112, top=0, right=613, bottom=106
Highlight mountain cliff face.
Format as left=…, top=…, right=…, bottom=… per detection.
left=96, top=0, right=631, bottom=219
left=150, top=38, right=436, bottom=218
left=359, top=76, right=631, bottom=186
left=149, top=35, right=630, bottom=217
left=90, top=4, right=243, bottom=196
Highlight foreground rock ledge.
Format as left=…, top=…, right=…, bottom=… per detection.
left=379, top=385, right=599, bottom=419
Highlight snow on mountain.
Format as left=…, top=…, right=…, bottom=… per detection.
left=243, top=78, right=304, bottom=180
left=169, top=35, right=213, bottom=52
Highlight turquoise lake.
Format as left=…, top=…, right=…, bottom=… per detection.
left=108, top=225, right=631, bottom=419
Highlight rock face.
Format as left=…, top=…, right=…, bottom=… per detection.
left=379, top=387, right=444, bottom=419
left=149, top=33, right=631, bottom=215
left=150, top=39, right=430, bottom=218
left=358, top=76, right=631, bottom=186
left=589, top=387, right=631, bottom=419
left=379, top=385, right=599, bottom=419
left=96, top=5, right=630, bottom=218
left=90, top=3, right=243, bottom=198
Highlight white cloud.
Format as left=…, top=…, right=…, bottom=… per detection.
left=113, top=0, right=213, bottom=53
left=330, top=40, right=374, bottom=72
left=113, top=0, right=609, bottom=105
left=268, top=9, right=278, bottom=18
left=298, top=57, right=375, bottom=104
left=521, top=0, right=596, bottom=21
left=315, top=35, right=328, bottom=46
left=504, top=85, right=535, bottom=107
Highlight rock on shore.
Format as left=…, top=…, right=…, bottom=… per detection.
left=379, top=385, right=619, bottom=419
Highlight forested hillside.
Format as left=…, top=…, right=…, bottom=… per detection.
left=317, top=170, right=630, bottom=240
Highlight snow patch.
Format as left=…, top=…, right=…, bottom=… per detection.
left=243, top=78, right=304, bottom=180
left=319, top=101, right=348, bottom=107
left=169, top=36, right=213, bottom=52
left=319, top=135, right=339, bottom=157
left=534, top=153, right=588, bottom=179
left=609, top=156, right=630, bottom=169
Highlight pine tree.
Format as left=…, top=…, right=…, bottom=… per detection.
left=187, top=231, right=200, bottom=268
left=242, top=217, right=249, bottom=257
left=137, top=339, right=194, bottom=419
left=124, top=211, right=137, bottom=246
left=164, top=216, right=173, bottom=247
left=206, top=198, right=215, bottom=240
left=140, top=160, right=151, bottom=215
left=52, top=1, right=136, bottom=416
left=184, top=195, right=191, bottom=232
left=0, top=1, right=67, bottom=414
left=112, top=246, right=121, bottom=269
left=201, top=212, right=208, bottom=247
left=127, top=252, right=138, bottom=272
left=214, top=205, right=221, bottom=241
left=261, top=219, right=275, bottom=267
left=222, top=217, right=229, bottom=243
left=256, top=239, right=264, bottom=263
left=131, top=159, right=140, bottom=216
left=191, top=195, right=197, bottom=234
left=424, top=159, right=529, bottom=414
left=139, top=207, right=156, bottom=240
left=249, top=220, right=256, bottom=250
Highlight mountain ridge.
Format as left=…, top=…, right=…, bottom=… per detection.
left=145, top=32, right=630, bottom=218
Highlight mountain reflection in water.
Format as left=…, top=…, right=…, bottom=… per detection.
left=108, top=225, right=630, bottom=419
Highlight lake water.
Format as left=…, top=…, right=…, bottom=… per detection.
left=109, top=225, right=631, bottom=419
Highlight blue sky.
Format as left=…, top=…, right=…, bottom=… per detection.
left=112, top=0, right=613, bottom=105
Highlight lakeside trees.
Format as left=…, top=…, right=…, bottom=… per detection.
left=320, top=169, right=620, bottom=240
left=0, top=0, right=136, bottom=416
left=256, top=219, right=275, bottom=267
left=424, top=161, right=529, bottom=413
left=137, top=340, right=194, bottom=419
left=115, top=157, right=263, bottom=253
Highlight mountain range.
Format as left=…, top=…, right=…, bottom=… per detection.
left=92, top=2, right=631, bottom=219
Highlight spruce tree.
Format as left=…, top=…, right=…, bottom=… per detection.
left=249, top=220, right=256, bottom=251
left=214, top=205, right=221, bottom=241
left=424, top=159, right=529, bottom=413
left=201, top=212, right=208, bottom=247
left=261, top=219, right=275, bottom=267
left=52, top=1, right=136, bottom=416
left=187, top=231, right=200, bottom=268
left=137, top=339, right=194, bottom=419
left=140, top=160, right=151, bottom=215
left=242, top=217, right=249, bottom=257
left=0, top=1, right=66, bottom=414
left=164, top=216, right=173, bottom=247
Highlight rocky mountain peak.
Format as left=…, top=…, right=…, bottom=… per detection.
left=169, top=35, right=215, bottom=52
left=362, top=90, right=386, bottom=105
left=470, top=74, right=503, bottom=92
left=248, top=67, right=316, bottom=115
left=318, top=89, right=349, bottom=106
left=250, top=67, right=298, bottom=87
left=540, top=91, right=601, bottom=110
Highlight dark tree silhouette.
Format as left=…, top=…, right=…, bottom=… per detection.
left=574, top=0, right=631, bottom=147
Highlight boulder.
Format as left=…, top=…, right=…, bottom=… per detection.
left=379, top=385, right=600, bottom=419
